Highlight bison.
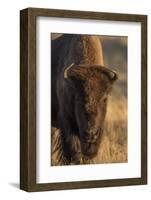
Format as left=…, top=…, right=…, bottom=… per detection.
left=51, top=34, right=118, bottom=165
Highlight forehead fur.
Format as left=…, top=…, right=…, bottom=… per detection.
left=84, top=72, right=112, bottom=114
left=84, top=70, right=112, bottom=95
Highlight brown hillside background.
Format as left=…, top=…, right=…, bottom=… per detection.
left=51, top=33, right=128, bottom=165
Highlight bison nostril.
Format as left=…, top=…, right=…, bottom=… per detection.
left=94, top=135, right=98, bottom=140
left=95, top=130, right=100, bottom=137
left=92, top=130, right=100, bottom=140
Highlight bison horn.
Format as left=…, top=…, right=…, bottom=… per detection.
left=64, top=63, right=75, bottom=79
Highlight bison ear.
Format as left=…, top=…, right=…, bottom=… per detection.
left=100, top=67, right=118, bottom=83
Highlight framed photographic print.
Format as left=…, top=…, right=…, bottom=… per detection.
left=20, top=8, right=147, bottom=191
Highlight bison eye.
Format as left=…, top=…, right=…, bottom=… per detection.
left=102, top=97, right=107, bottom=104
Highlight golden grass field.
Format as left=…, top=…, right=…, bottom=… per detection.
left=51, top=34, right=128, bottom=165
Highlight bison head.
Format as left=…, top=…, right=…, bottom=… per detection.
left=64, top=63, right=118, bottom=159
